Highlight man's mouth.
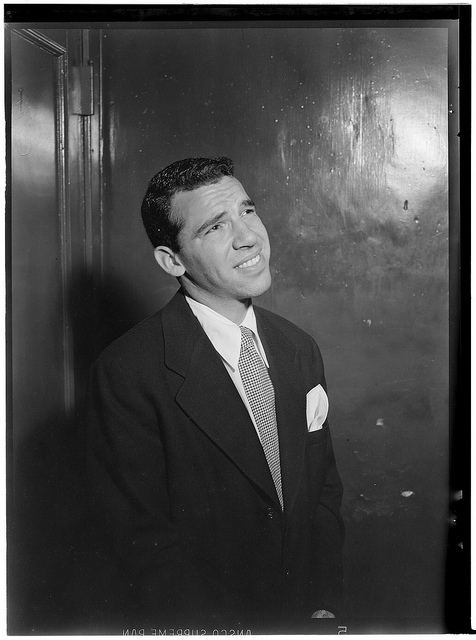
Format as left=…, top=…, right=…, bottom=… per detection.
left=235, top=254, right=261, bottom=269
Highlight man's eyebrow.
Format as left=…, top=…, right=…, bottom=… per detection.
left=194, top=200, right=256, bottom=237
left=195, top=211, right=227, bottom=236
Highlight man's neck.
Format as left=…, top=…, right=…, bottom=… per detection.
left=182, top=289, right=250, bottom=325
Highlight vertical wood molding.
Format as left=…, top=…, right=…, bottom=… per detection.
left=83, top=29, right=105, bottom=364
left=11, top=29, right=75, bottom=415
left=80, top=29, right=103, bottom=281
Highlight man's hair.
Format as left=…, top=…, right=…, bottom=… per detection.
left=141, top=156, right=234, bottom=252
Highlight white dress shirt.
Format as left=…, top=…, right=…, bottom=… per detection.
left=185, top=295, right=270, bottom=440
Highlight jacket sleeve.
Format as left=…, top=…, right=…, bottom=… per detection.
left=308, top=340, right=345, bottom=616
left=85, top=352, right=190, bottom=624
left=309, top=430, right=345, bottom=616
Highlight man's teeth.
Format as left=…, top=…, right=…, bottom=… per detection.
left=237, top=255, right=260, bottom=269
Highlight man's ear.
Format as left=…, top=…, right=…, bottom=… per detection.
left=154, top=246, right=186, bottom=277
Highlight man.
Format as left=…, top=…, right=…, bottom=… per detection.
left=86, top=157, right=344, bottom=631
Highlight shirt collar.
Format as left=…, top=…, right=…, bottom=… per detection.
left=185, top=295, right=269, bottom=371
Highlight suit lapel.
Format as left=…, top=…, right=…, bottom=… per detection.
left=162, top=292, right=280, bottom=508
left=256, top=309, right=308, bottom=517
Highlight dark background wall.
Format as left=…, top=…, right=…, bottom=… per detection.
left=101, top=26, right=450, bottom=630
left=9, top=19, right=462, bottom=635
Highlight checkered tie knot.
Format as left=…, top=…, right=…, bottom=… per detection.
left=238, top=326, right=284, bottom=510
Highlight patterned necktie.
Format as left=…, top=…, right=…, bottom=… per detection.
left=238, top=326, right=284, bottom=510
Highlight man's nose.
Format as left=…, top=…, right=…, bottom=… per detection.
left=232, top=218, right=258, bottom=249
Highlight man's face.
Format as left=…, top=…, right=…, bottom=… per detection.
left=170, top=176, right=271, bottom=310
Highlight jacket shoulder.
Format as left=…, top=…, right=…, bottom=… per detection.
left=255, top=305, right=317, bottom=348
left=93, top=290, right=193, bottom=371
left=95, top=309, right=165, bottom=370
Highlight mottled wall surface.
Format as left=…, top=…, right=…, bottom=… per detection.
left=102, top=26, right=449, bottom=630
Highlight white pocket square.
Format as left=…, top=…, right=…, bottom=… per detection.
left=306, top=384, right=329, bottom=432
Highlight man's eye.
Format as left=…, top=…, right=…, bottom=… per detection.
left=206, top=224, right=222, bottom=234
left=242, top=208, right=256, bottom=216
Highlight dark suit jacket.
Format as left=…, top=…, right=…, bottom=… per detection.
left=86, top=290, right=344, bottom=630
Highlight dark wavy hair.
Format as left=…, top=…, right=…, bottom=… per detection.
left=141, top=156, right=234, bottom=252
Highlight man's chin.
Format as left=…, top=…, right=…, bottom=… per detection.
left=245, top=272, right=272, bottom=299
